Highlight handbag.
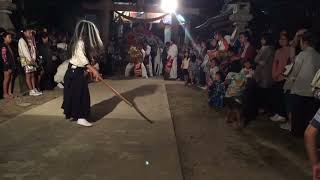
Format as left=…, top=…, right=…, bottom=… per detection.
left=311, top=69, right=320, bottom=89
left=283, top=62, right=294, bottom=77
left=165, top=57, right=173, bottom=73
left=283, top=55, right=304, bottom=91
left=134, top=63, right=142, bottom=77
left=311, top=69, right=320, bottom=100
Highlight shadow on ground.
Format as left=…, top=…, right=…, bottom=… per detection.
left=89, top=84, right=158, bottom=122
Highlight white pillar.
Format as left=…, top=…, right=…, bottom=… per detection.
left=164, top=25, right=171, bottom=43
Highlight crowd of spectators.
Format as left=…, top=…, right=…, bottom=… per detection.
left=173, top=28, right=320, bottom=138
left=0, top=26, right=70, bottom=97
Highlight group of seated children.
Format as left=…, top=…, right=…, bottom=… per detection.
left=207, top=58, right=255, bottom=128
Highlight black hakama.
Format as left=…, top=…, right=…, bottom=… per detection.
left=62, top=64, right=90, bottom=120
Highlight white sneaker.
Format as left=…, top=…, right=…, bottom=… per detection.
left=271, top=114, right=286, bottom=122
left=77, top=119, right=93, bottom=127
left=200, top=86, right=207, bottom=90
left=270, top=114, right=278, bottom=121
left=57, top=83, right=64, bottom=89
left=34, top=89, right=43, bottom=95
left=280, top=122, right=291, bottom=131
left=29, top=90, right=41, bottom=96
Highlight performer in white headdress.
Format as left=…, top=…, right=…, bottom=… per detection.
left=125, top=44, right=148, bottom=78
left=62, top=20, right=104, bottom=127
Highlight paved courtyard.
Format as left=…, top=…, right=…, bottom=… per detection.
left=0, top=79, right=312, bottom=180
left=0, top=79, right=183, bottom=180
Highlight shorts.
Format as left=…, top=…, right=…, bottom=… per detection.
left=24, top=65, right=37, bottom=73
left=224, top=97, right=242, bottom=110
left=188, top=70, right=196, bottom=76
left=311, top=108, right=320, bottom=130
left=3, top=64, right=14, bottom=71
left=182, top=69, right=189, bottom=76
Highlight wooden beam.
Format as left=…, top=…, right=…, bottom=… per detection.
left=82, top=2, right=200, bottom=15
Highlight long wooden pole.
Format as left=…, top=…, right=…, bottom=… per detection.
left=101, top=80, right=133, bottom=107
left=101, top=80, right=154, bottom=124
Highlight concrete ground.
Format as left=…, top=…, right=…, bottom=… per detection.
left=166, top=83, right=311, bottom=180
left=0, top=79, right=312, bottom=180
left=0, top=79, right=182, bottom=180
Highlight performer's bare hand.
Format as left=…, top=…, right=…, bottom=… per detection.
left=94, top=74, right=103, bottom=82
left=86, top=64, right=103, bottom=81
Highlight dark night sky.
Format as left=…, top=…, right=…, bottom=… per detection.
left=12, top=0, right=320, bottom=34
left=13, top=0, right=223, bottom=31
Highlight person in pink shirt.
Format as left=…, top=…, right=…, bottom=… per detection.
left=270, top=33, right=294, bottom=122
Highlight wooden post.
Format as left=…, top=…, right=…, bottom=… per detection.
left=100, top=0, right=113, bottom=45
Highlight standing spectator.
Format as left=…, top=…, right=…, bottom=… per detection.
left=224, top=65, right=246, bottom=128
left=242, top=60, right=258, bottom=122
left=154, top=46, right=162, bottom=76
left=162, top=42, right=170, bottom=76
left=144, top=43, right=153, bottom=77
left=1, top=32, right=15, bottom=99
left=38, top=33, right=56, bottom=90
left=181, top=50, right=190, bottom=86
left=208, top=71, right=225, bottom=108
left=235, top=32, right=256, bottom=64
left=254, top=33, right=275, bottom=113
left=282, top=29, right=306, bottom=131
left=188, top=54, right=197, bottom=85
left=199, top=41, right=208, bottom=88
left=18, top=27, right=42, bottom=96
left=288, top=32, right=320, bottom=137
left=270, top=33, right=293, bottom=122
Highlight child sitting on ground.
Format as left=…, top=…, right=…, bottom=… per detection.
left=224, top=66, right=247, bottom=129
left=240, top=60, right=254, bottom=79
left=181, top=51, right=190, bottom=86
left=208, top=71, right=225, bottom=108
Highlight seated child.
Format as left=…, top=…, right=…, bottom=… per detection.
left=224, top=66, right=247, bottom=128
left=208, top=71, right=225, bottom=108
left=240, top=61, right=254, bottom=79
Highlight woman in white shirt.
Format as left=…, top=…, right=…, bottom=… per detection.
left=62, top=20, right=104, bottom=127
left=18, top=27, right=42, bottom=96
